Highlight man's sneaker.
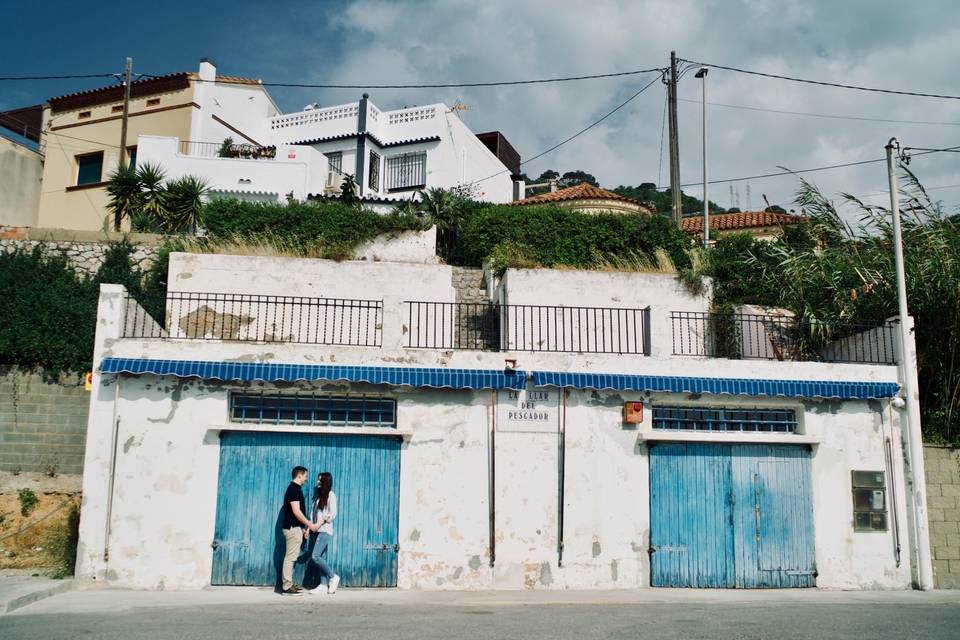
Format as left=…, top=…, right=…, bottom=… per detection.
left=328, top=575, right=340, bottom=594
left=281, top=586, right=303, bottom=596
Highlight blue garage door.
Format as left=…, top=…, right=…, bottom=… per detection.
left=649, top=443, right=815, bottom=588
left=211, top=431, right=400, bottom=588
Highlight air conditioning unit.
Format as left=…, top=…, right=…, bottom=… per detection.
left=324, top=171, right=344, bottom=194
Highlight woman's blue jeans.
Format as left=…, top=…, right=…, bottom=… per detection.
left=301, top=532, right=335, bottom=583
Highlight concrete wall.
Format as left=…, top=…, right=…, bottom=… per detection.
left=0, top=367, right=89, bottom=476
left=354, top=227, right=438, bottom=264
left=925, top=445, right=960, bottom=588
left=0, top=137, right=42, bottom=227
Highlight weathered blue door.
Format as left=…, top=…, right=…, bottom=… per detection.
left=211, top=431, right=400, bottom=588
left=649, top=443, right=815, bottom=588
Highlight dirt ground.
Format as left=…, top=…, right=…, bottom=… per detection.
left=0, top=491, right=80, bottom=570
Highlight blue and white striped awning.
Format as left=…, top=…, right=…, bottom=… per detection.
left=532, top=370, right=899, bottom=400
left=100, top=357, right=900, bottom=400
left=99, top=357, right=526, bottom=390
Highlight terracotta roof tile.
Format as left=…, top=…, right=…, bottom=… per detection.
left=187, top=73, right=263, bottom=86
left=513, top=182, right=652, bottom=211
left=681, top=210, right=805, bottom=234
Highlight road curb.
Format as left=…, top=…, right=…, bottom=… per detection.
left=1, top=580, right=74, bottom=614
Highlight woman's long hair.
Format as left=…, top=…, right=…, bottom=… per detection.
left=315, top=472, right=333, bottom=510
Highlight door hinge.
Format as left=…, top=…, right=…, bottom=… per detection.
left=211, top=540, right=219, bottom=549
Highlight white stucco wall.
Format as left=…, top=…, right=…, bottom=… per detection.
left=76, top=257, right=915, bottom=591
left=137, top=135, right=328, bottom=202
left=354, top=227, right=438, bottom=264
left=0, top=137, right=42, bottom=227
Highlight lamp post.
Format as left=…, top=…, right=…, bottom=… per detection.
left=695, top=67, right=709, bottom=246
left=885, top=137, right=933, bottom=590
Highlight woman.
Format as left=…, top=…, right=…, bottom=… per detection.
left=304, top=471, right=340, bottom=594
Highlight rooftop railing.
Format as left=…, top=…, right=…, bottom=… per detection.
left=670, top=311, right=898, bottom=365
left=404, top=301, right=651, bottom=354
left=178, top=140, right=277, bottom=160
left=122, top=292, right=382, bottom=346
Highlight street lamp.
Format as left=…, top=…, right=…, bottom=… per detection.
left=694, top=67, right=709, bottom=246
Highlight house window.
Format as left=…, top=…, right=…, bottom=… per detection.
left=78, top=110, right=91, bottom=119
left=76, top=152, right=104, bottom=186
left=230, top=393, right=397, bottom=428
left=852, top=470, right=888, bottom=531
left=652, top=406, right=798, bottom=433
left=386, top=151, right=427, bottom=191
left=126, top=146, right=137, bottom=169
left=325, top=151, right=343, bottom=173
left=146, top=98, right=160, bottom=107
left=368, top=150, right=381, bottom=191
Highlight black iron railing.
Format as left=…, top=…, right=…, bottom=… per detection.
left=386, top=152, right=426, bottom=191
left=123, top=292, right=382, bottom=346
left=178, top=140, right=277, bottom=160
left=405, top=301, right=651, bottom=354
left=670, top=311, right=898, bottom=364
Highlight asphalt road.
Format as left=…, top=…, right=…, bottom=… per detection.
left=3, top=596, right=960, bottom=640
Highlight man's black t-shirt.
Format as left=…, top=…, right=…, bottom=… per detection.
left=282, top=481, right=305, bottom=529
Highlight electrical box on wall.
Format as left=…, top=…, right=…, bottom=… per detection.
left=851, top=470, right=888, bottom=531
left=623, top=401, right=644, bottom=424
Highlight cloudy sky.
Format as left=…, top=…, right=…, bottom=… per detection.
left=4, top=0, right=960, bottom=216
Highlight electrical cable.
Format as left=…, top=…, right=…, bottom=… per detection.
left=680, top=58, right=960, bottom=100
left=677, top=97, right=960, bottom=127
left=147, top=67, right=667, bottom=90
left=0, top=73, right=117, bottom=81
left=467, top=74, right=664, bottom=187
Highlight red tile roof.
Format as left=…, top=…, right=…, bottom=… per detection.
left=682, top=210, right=805, bottom=234
left=514, top=182, right=653, bottom=211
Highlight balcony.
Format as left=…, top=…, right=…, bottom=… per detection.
left=670, top=311, right=898, bottom=365
left=178, top=140, right=277, bottom=160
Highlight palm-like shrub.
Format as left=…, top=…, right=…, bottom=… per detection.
left=105, top=163, right=207, bottom=234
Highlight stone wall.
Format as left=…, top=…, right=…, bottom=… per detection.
left=0, top=227, right=163, bottom=276
left=0, top=367, right=90, bottom=476
left=925, top=445, right=960, bottom=588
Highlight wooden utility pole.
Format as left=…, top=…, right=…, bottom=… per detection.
left=116, top=57, right=133, bottom=232
left=667, top=51, right=682, bottom=226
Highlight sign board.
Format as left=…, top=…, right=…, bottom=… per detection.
left=497, top=388, right=559, bottom=433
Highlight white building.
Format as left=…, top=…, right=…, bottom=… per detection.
left=136, top=64, right=521, bottom=207
left=76, top=240, right=930, bottom=592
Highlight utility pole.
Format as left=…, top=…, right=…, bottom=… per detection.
left=695, top=67, right=709, bottom=246
left=667, top=51, right=682, bottom=227
left=885, top=138, right=933, bottom=590
left=116, top=57, right=133, bottom=232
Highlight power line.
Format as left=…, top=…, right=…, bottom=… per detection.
left=0, top=73, right=117, bottom=81
left=680, top=58, right=960, bottom=100
left=0, top=112, right=120, bottom=148
left=679, top=144, right=960, bottom=188
left=163, top=67, right=666, bottom=89
left=678, top=97, right=960, bottom=127
left=468, top=74, right=663, bottom=187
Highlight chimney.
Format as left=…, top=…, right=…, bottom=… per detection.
left=198, top=58, right=217, bottom=82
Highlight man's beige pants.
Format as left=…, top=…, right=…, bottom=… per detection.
left=282, top=526, right=303, bottom=590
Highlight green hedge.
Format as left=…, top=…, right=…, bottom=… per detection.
left=200, top=199, right=426, bottom=252
left=456, top=204, right=693, bottom=269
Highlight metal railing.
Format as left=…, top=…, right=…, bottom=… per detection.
left=405, top=301, right=651, bottom=354
left=178, top=140, right=278, bottom=160
left=670, top=311, right=898, bottom=364
left=123, top=292, right=382, bottom=346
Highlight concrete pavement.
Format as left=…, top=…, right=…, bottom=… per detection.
left=2, top=587, right=960, bottom=639
left=0, top=570, right=73, bottom=614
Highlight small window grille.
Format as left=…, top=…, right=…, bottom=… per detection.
left=78, top=110, right=91, bottom=119
left=652, top=406, right=798, bottom=433
left=851, top=470, right=888, bottom=531
left=325, top=151, right=343, bottom=173
left=368, top=150, right=381, bottom=191
left=230, top=393, right=396, bottom=428
left=146, top=98, right=160, bottom=107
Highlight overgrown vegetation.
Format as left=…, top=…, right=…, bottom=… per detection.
left=702, top=170, right=960, bottom=443
left=18, top=489, right=38, bottom=517
left=45, top=501, right=80, bottom=579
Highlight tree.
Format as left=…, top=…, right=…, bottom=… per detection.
left=340, top=174, right=359, bottom=206
left=558, top=170, right=599, bottom=188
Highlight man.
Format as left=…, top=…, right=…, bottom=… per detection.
left=280, top=466, right=319, bottom=595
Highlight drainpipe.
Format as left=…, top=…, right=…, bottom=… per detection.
left=558, top=389, right=567, bottom=567
left=355, top=93, right=369, bottom=197
left=488, top=390, right=497, bottom=567
left=885, top=138, right=933, bottom=590
left=103, top=378, right=121, bottom=563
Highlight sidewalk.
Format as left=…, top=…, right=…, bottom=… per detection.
left=9, top=583, right=960, bottom=616
left=0, top=570, right=73, bottom=614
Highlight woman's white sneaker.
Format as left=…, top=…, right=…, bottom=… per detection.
left=328, top=575, right=340, bottom=594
